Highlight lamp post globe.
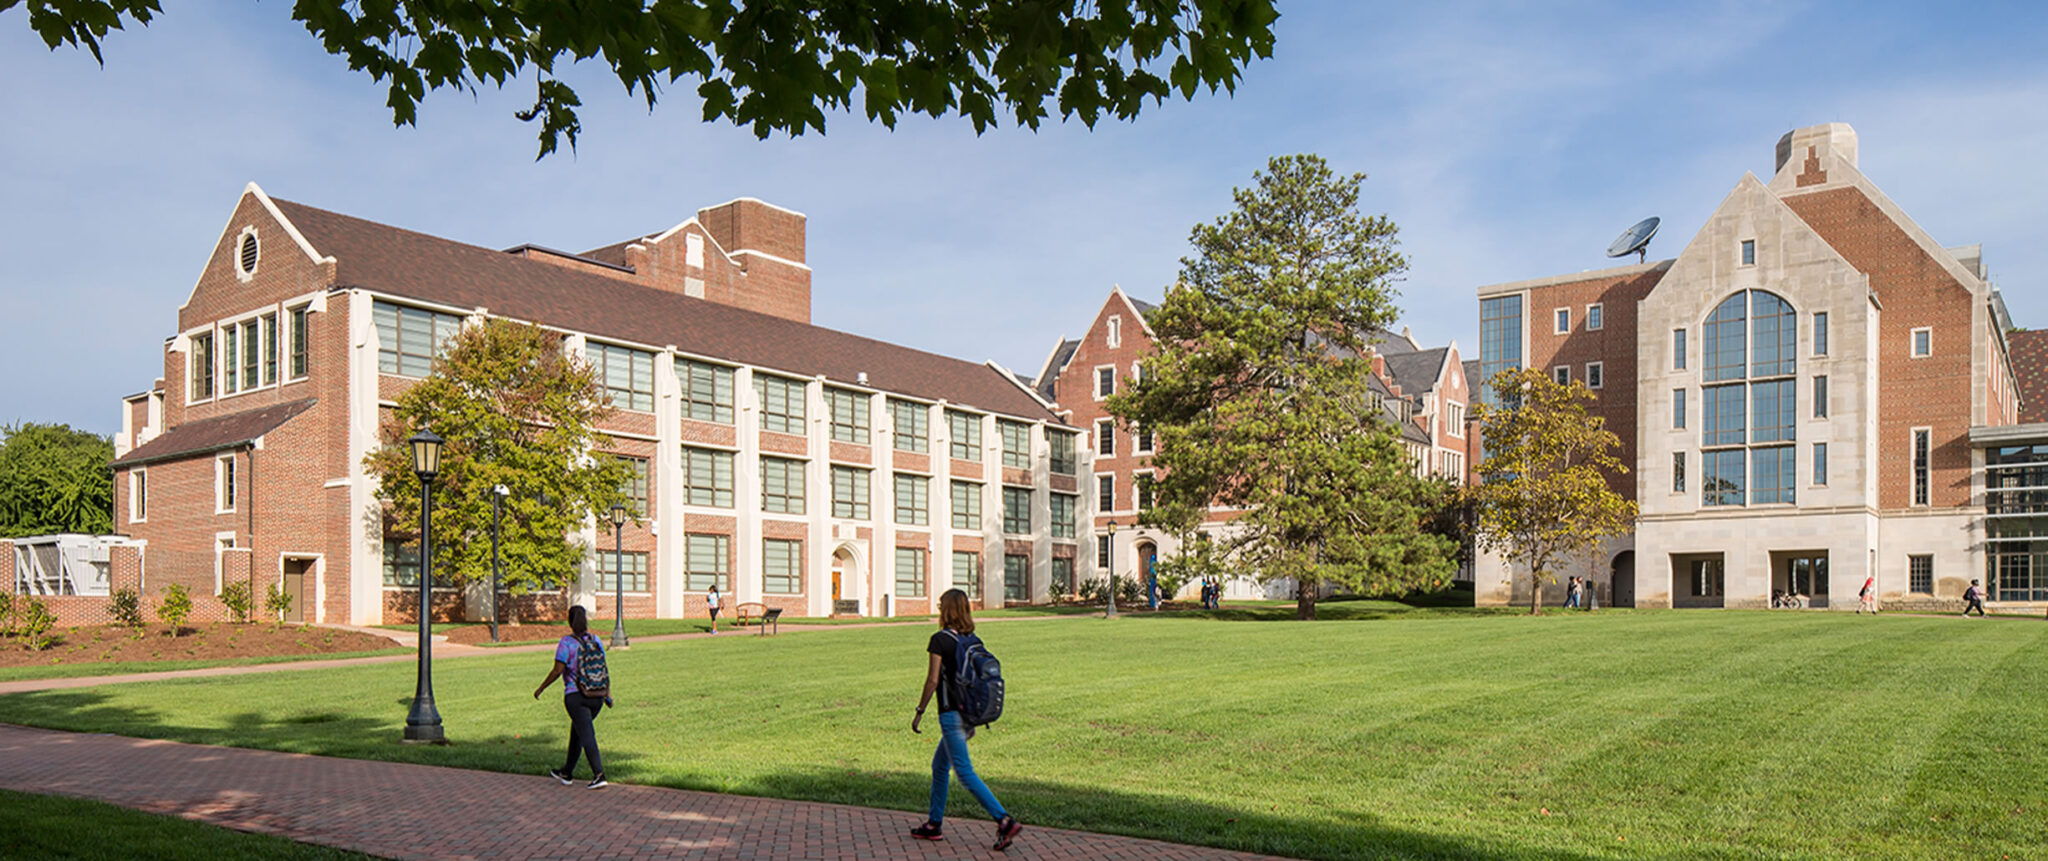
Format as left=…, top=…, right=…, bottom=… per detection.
left=609, top=503, right=630, bottom=649
left=1105, top=519, right=1119, bottom=618
left=403, top=428, right=445, bottom=743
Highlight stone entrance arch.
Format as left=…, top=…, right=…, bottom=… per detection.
left=829, top=543, right=863, bottom=617
left=1611, top=550, right=1635, bottom=608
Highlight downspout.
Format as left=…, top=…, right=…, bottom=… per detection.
left=246, top=441, right=258, bottom=601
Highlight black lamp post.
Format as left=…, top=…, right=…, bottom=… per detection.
left=608, top=502, right=630, bottom=649
left=490, top=484, right=508, bottom=643
left=404, top=429, right=444, bottom=743
left=1105, top=519, right=1119, bottom=618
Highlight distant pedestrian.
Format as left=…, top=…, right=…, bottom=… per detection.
left=1963, top=579, right=1987, bottom=617
left=535, top=605, right=609, bottom=789
left=707, top=585, right=722, bottom=634
left=1565, top=576, right=1582, bottom=609
left=911, top=589, right=1021, bottom=851
left=1859, top=575, right=1879, bottom=614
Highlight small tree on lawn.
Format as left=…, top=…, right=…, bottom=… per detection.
left=365, top=319, right=634, bottom=595
left=1110, top=154, right=1458, bottom=620
left=1468, top=368, right=1638, bottom=614
left=156, top=583, right=193, bottom=636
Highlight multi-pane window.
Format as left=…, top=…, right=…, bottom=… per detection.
left=947, top=410, right=982, bottom=460
left=1674, top=328, right=1687, bottom=370
left=761, top=457, right=806, bottom=514
left=1097, top=419, right=1116, bottom=456
left=894, top=474, right=928, bottom=525
left=1052, top=557, right=1075, bottom=596
left=1097, top=535, right=1111, bottom=568
left=685, top=534, right=730, bottom=591
left=1554, top=307, right=1570, bottom=334
left=596, top=550, right=650, bottom=592
left=1751, top=446, right=1795, bottom=504
left=1004, top=554, right=1029, bottom=602
left=1553, top=366, right=1570, bottom=386
left=1672, top=451, right=1686, bottom=493
left=190, top=332, right=215, bottom=399
left=1587, top=303, right=1604, bottom=331
left=895, top=548, right=927, bottom=597
left=617, top=455, right=650, bottom=516
left=1704, top=294, right=1749, bottom=383
left=952, top=551, right=981, bottom=593
left=1049, top=432, right=1077, bottom=475
left=1586, top=362, right=1604, bottom=389
left=890, top=400, right=928, bottom=452
left=590, top=343, right=655, bottom=412
left=1741, top=239, right=1756, bottom=265
left=289, top=307, right=310, bottom=379
left=1674, top=389, right=1687, bottom=430
left=1808, top=375, right=1828, bottom=418
left=381, top=539, right=451, bottom=588
left=1912, top=428, right=1931, bottom=506
left=1136, top=473, right=1155, bottom=510
left=1813, top=442, right=1828, bottom=486
left=826, top=388, right=869, bottom=443
left=223, top=323, right=239, bottom=393
left=1096, top=367, right=1115, bottom=398
left=373, top=301, right=462, bottom=377
left=1446, top=403, right=1465, bottom=438
left=1098, top=474, right=1116, bottom=511
left=1813, top=312, right=1829, bottom=356
left=217, top=455, right=237, bottom=512
left=1003, top=487, right=1031, bottom=534
left=678, top=360, right=736, bottom=424
left=1050, top=493, right=1076, bottom=538
left=1479, top=295, right=1523, bottom=406
left=1751, top=380, right=1795, bottom=443
left=1136, top=424, right=1154, bottom=453
left=1912, top=328, right=1932, bottom=358
left=763, top=539, right=801, bottom=593
left=1704, top=385, right=1746, bottom=447
left=129, top=470, right=146, bottom=522
left=1909, top=554, right=1933, bottom=594
left=261, top=314, right=278, bottom=385
left=240, top=318, right=261, bottom=392
left=999, top=420, right=1031, bottom=467
left=1703, top=449, right=1746, bottom=507
left=1750, top=293, right=1796, bottom=377
left=755, top=375, right=806, bottom=434
left=951, top=481, right=982, bottom=529
left=831, top=466, right=870, bottom=520
left=682, top=447, right=735, bottom=507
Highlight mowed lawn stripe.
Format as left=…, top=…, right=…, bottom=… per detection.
left=0, top=610, right=2040, bottom=859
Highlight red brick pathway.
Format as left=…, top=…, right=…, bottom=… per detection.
left=0, top=724, right=1280, bottom=860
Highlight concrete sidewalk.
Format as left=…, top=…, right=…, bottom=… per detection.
left=0, top=724, right=1279, bottom=860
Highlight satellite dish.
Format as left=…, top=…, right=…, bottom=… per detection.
left=1605, top=217, right=1660, bottom=263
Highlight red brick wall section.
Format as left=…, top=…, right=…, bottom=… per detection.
left=2008, top=330, right=2048, bottom=423
left=1516, top=267, right=1664, bottom=500
left=0, top=541, right=12, bottom=595
left=1781, top=188, right=1975, bottom=509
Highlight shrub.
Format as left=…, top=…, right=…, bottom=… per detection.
left=221, top=581, right=253, bottom=624
left=15, top=598, right=56, bottom=651
left=109, top=587, right=145, bottom=629
left=0, top=591, right=14, bottom=637
left=264, top=582, right=293, bottom=623
left=157, top=584, right=193, bottom=636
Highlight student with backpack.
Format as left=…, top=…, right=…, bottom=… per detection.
left=534, top=604, right=610, bottom=789
left=910, top=588, right=1021, bottom=851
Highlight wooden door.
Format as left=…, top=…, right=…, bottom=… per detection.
left=283, top=559, right=310, bottom=622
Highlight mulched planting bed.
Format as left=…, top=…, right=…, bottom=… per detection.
left=443, top=623, right=588, bottom=646
left=0, top=623, right=402, bottom=668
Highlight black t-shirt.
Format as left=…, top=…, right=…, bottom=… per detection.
left=928, top=629, right=965, bottom=713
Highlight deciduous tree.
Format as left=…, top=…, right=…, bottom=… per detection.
left=1468, top=368, right=1638, bottom=614
left=1111, top=154, right=1458, bottom=620
left=0, top=422, right=113, bottom=538
left=365, top=319, right=633, bottom=597
left=14, top=0, right=1280, bottom=157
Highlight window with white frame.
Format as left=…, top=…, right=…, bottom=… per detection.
left=1813, top=442, right=1828, bottom=486
left=1554, top=307, right=1570, bottom=334
left=1909, top=554, right=1933, bottom=594
left=1097, top=535, right=1111, bottom=568
left=1672, top=451, right=1686, bottom=493
left=1048, top=431, right=1077, bottom=475
left=1553, top=366, right=1570, bottom=386
left=590, top=343, right=655, bottom=412
left=999, top=420, right=1031, bottom=467
left=1003, top=487, right=1032, bottom=534
left=1673, top=388, right=1687, bottom=430
left=1813, top=312, right=1829, bottom=357
left=1097, top=419, right=1116, bottom=457
left=682, top=447, right=735, bottom=507
left=1911, top=327, right=1932, bottom=358
left=1587, top=303, right=1604, bottom=331
left=1004, top=554, right=1029, bottom=602
left=894, top=473, right=928, bottom=525
left=677, top=359, right=736, bottom=424
left=754, top=374, right=806, bottom=434
left=372, top=301, right=462, bottom=377
left=889, top=399, right=929, bottom=452
left=947, top=410, right=982, bottom=461
left=288, top=306, right=310, bottom=380
left=260, top=313, right=278, bottom=386
left=761, top=457, right=806, bottom=514
left=831, top=466, right=870, bottom=520
left=1673, top=328, right=1687, bottom=370
left=595, top=550, right=650, bottom=592
left=950, top=481, right=982, bottom=529
left=1097, top=473, right=1116, bottom=511
left=1050, top=493, right=1076, bottom=538
left=952, top=551, right=981, bottom=593
left=895, top=548, right=927, bottom=597
left=1586, top=362, right=1604, bottom=389
left=216, top=455, right=236, bottom=513
left=826, top=387, right=870, bottom=443
left=1095, top=366, right=1115, bottom=399
left=1135, top=423, right=1154, bottom=453
left=616, top=455, right=650, bottom=516
left=685, top=534, right=730, bottom=591
left=129, top=469, right=146, bottom=522
left=1446, top=402, right=1465, bottom=438
left=1134, top=472, right=1155, bottom=511
left=1740, top=239, right=1756, bottom=266
left=190, top=331, right=215, bottom=400
left=1912, top=428, right=1931, bottom=506
left=1813, top=375, right=1829, bottom=418
left=763, top=539, right=802, bottom=593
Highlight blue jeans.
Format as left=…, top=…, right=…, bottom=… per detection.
left=929, top=710, right=1006, bottom=824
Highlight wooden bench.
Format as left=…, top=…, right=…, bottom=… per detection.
left=734, top=603, right=784, bottom=634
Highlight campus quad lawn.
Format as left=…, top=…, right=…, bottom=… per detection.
left=1, top=611, right=2042, bottom=859
left=0, top=788, right=375, bottom=859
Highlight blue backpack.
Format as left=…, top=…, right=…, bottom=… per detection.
left=948, top=631, right=1005, bottom=727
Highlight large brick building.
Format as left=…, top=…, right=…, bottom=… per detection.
left=1474, top=123, right=2045, bottom=611
left=1029, top=287, right=1477, bottom=598
left=103, top=184, right=1093, bottom=625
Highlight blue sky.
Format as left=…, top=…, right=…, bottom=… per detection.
left=6, top=2, right=2048, bottom=435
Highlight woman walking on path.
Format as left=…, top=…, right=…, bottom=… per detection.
left=910, top=589, right=1022, bottom=851
left=707, top=585, right=722, bottom=634
left=1859, top=575, right=1879, bottom=614
left=534, top=605, right=609, bottom=789
left=1963, top=579, right=1987, bottom=616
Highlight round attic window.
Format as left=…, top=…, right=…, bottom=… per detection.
left=237, top=229, right=260, bottom=277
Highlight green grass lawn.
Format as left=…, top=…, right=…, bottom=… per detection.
left=0, top=789, right=376, bottom=859
left=2, top=609, right=2042, bottom=859
left=0, top=648, right=411, bottom=683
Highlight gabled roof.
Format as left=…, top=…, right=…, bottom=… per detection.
left=1463, top=359, right=1483, bottom=394
left=1034, top=338, right=1081, bottom=401
left=1383, top=347, right=1450, bottom=396
left=113, top=399, right=316, bottom=467
left=268, top=199, right=1058, bottom=423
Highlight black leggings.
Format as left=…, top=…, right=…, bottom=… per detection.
left=562, top=692, right=606, bottom=776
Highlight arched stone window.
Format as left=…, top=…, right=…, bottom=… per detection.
left=1699, top=290, right=1798, bottom=507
